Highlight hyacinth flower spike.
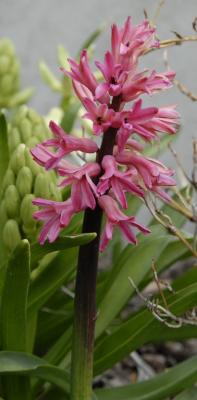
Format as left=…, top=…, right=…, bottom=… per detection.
left=31, top=17, right=179, bottom=400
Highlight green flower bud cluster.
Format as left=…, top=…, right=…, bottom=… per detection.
left=0, top=38, right=20, bottom=108
left=0, top=106, right=62, bottom=253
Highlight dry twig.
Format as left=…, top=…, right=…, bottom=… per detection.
left=129, top=277, right=197, bottom=328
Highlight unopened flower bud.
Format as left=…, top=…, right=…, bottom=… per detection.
left=16, top=166, right=33, bottom=197
left=2, top=169, right=15, bottom=190
left=4, top=184, right=20, bottom=218
left=10, top=143, right=26, bottom=173
left=8, top=126, right=22, bottom=153
left=25, top=137, right=40, bottom=149
left=8, top=106, right=50, bottom=155
left=3, top=219, right=21, bottom=251
left=20, top=194, right=38, bottom=230
left=20, top=118, right=32, bottom=142
left=24, top=147, right=42, bottom=176
left=34, top=173, right=50, bottom=198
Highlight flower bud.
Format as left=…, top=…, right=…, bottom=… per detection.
left=34, top=173, right=50, bottom=198
left=20, top=117, right=32, bottom=142
left=8, top=126, right=22, bottom=153
left=10, top=143, right=26, bottom=173
left=4, top=184, right=20, bottom=218
left=24, top=147, right=42, bottom=176
left=8, top=106, right=50, bottom=155
left=3, top=219, right=21, bottom=251
left=16, top=166, right=33, bottom=197
left=20, top=194, right=38, bottom=231
left=2, top=169, right=15, bottom=190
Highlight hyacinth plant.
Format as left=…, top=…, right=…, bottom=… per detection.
left=30, top=17, right=180, bottom=400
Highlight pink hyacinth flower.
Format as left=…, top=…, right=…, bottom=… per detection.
left=61, top=49, right=98, bottom=95
left=82, top=97, right=116, bottom=135
left=98, top=155, right=144, bottom=208
left=57, top=161, right=100, bottom=211
left=32, top=198, right=76, bottom=244
left=95, top=51, right=128, bottom=99
left=116, top=151, right=176, bottom=201
left=98, top=195, right=150, bottom=251
left=120, top=100, right=179, bottom=141
left=111, top=17, right=159, bottom=65
left=72, top=80, right=94, bottom=104
left=117, top=99, right=158, bottom=144
left=122, top=70, right=175, bottom=102
left=33, top=121, right=99, bottom=169
left=31, top=144, right=55, bottom=168
left=116, top=121, right=133, bottom=153
left=138, top=105, right=180, bottom=136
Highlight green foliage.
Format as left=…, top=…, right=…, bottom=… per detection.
left=95, top=356, right=197, bottom=400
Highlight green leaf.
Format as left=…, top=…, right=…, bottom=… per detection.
left=30, top=232, right=96, bottom=269
left=142, top=237, right=191, bottom=288
left=0, top=112, right=9, bottom=192
left=174, top=387, right=197, bottom=399
left=61, top=102, right=80, bottom=132
left=172, top=266, right=197, bottom=291
left=95, top=356, right=197, bottom=400
left=95, top=226, right=171, bottom=338
left=1, top=240, right=31, bottom=399
left=94, top=283, right=197, bottom=375
left=1, top=240, right=30, bottom=352
left=143, top=133, right=176, bottom=158
left=0, top=351, right=70, bottom=394
left=39, top=61, right=62, bottom=92
left=28, top=247, right=76, bottom=316
left=77, top=25, right=105, bottom=56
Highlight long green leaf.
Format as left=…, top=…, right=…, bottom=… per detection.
left=1, top=240, right=30, bottom=351
left=61, top=102, right=80, bottom=132
left=28, top=247, right=76, bottom=316
left=94, top=283, right=197, bottom=375
left=95, top=356, right=197, bottom=400
left=174, top=388, right=197, bottom=399
left=30, top=232, right=96, bottom=269
left=0, top=352, right=70, bottom=394
left=77, top=25, right=104, bottom=56
left=1, top=240, right=30, bottom=399
left=96, top=226, right=172, bottom=337
left=142, top=237, right=191, bottom=288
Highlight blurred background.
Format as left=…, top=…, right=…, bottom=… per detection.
left=1, top=0, right=197, bottom=172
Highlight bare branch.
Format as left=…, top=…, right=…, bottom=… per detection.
left=129, top=277, right=197, bottom=328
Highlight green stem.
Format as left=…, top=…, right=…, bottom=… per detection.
left=70, top=206, right=102, bottom=400
left=70, top=95, right=122, bottom=400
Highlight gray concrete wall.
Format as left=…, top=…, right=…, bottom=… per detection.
left=1, top=0, right=197, bottom=173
